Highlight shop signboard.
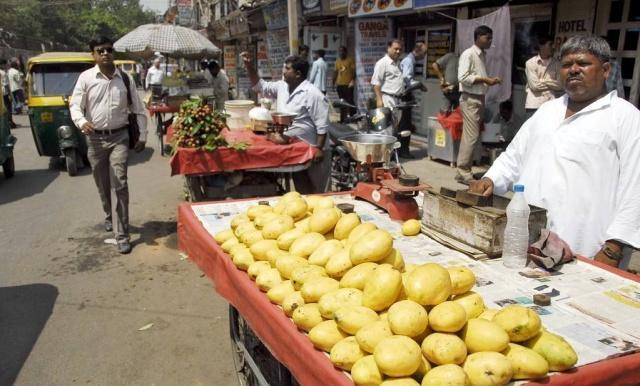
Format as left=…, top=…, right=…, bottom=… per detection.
left=266, top=29, right=290, bottom=79
left=554, top=0, right=595, bottom=48
left=354, top=18, right=392, bottom=109
left=257, top=39, right=271, bottom=79
left=329, top=0, right=348, bottom=11
left=348, top=0, right=413, bottom=18
left=263, top=0, right=288, bottom=30
left=224, top=45, right=238, bottom=93
left=426, top=29, right=451, bottom=77
left=302, top=0, right=322, bottom=15
left=304, top=26, right=342, bottom=100
left=414, top=0, right=480, bottom=8
left=228, top=11, right=250, bottom=37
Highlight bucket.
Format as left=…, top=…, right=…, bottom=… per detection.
left=225, top=100, right=255, bottom=131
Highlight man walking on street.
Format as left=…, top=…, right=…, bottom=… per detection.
left=207, top=61, right=229, bottom=111
left=309, top=49, right=328, bottom=94
left=7, top=59, right=25, bottom=115
left=456, top=25, right=501, bottom=184
left=0, top=60, right=17, bottom=128
left=397, top=41, right=427, bottom=158
left=146, top=58, right=164, bottom=98
left=333, top=46, right=356, bottom=122
left=70, top=36, right=147, bottom=254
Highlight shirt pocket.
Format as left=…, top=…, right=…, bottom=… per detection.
left=556, top=130, right=612, bottom=163
left=111, top=85, right=127, bottom=109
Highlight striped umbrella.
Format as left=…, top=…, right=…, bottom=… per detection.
left=114, top=23, right=220, bottom=59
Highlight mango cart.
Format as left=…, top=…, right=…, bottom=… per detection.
left=177, top=195, right=640, bottom=386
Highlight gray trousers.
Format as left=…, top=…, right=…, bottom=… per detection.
left=86, top=130, right=130, bottom=241
left=457, top=93, right=484, bottom=179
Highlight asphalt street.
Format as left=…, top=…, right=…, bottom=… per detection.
left=0, top=113, right=237, bottom=386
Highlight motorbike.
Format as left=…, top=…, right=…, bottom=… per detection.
left=328, top=80, right=423, bottom=191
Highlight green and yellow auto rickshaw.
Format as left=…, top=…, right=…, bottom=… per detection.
left=27, top=52, right=94, bottom=175
left=115, top=59, right=141, bottom=87
left=0, top=87, right=17, bottom=178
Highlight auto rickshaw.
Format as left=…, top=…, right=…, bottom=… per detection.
left=27, top=52, right=94, bottom=175
left=115, top=59, right=140, bottom=87
left=0, top=87, right=16, bottom=179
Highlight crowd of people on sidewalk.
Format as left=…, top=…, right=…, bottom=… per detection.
left=0, top=57, right=25, bottom=128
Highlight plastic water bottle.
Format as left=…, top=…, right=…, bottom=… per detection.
left=502, top=184, right=530, bottom=268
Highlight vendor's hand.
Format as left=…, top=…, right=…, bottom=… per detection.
left=312, top=148, right=324, bottom=163
left=487, top=77, right=502, bottom=86
left=469, top=177, right=494, bottom=196
left=594, top=241, right=623, bottom=268
left=81, top=121, right=96, bottom=135
left=376, top=98, right=384, bottom=108
left=134, top=140, right=146, bottom=153
left=440, top=81, right=450, bottom=91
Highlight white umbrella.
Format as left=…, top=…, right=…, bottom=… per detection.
left=114, top=23, right=220, bottom=59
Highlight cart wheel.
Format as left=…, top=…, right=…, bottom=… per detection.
left=64, top=148, right=78, bottom=176
left=2, top=156, right=15, bottom=178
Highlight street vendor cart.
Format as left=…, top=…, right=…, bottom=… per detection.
left=177, top=193, right=640, bottom=386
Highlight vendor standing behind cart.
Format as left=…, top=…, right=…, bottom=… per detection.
left=471, top=35, right=640, bottom=269
left=241, top=52, right=330, bottom=194
left=146, top=58, right=164, bottom=98
left=207, top=61, right=229, bottom=111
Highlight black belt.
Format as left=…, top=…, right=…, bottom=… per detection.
left=382, top=91, right=400, bottom=98
left=93, top=126, right=127, bottom=136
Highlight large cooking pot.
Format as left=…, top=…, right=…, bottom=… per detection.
left=271, top=112, right=297, bottom=126
left=367, top=107, right=392, bottom=133
left=339, top=134, right=397, bottom=163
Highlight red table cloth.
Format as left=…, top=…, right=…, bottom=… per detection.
left=147, top=103, right=179, bottom=115
left=169, top=129, right=317, bottom=176
left=177, top=201, right=640, bottom=386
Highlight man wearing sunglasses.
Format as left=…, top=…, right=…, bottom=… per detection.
left=70, top=36, right=147, bottom=254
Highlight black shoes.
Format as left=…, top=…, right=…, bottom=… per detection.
left=118, top=240, right=132, bottom=254
left=104, top=220, right=113, bottom=232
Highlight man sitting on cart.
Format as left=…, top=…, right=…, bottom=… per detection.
left=470, top=35, right=640, bottom=269
left=241, top=52, right=330, bottom=194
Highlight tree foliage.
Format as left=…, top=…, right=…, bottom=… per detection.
left=1, top=0, right=156, bottom=50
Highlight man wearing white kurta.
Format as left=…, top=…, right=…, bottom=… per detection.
left=471, top=35, right=640, bottom=269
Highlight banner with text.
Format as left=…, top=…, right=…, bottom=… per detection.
left=348, top=0, right=412, bottom=18
left=304, top=26, right=343, bottom=101
left=354, top=18, right=391, bottom=110
left=266, top=29, right=290, bottom=80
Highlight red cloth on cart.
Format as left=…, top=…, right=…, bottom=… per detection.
left=177, top=203, right=353, bottom=386
left=147, top=103, right=179, bottom=115
left=437, top=108, right=463, bottom=141
left=177, top=201, right=640, bottom=386
left=169, top=129, right=317, bottom=176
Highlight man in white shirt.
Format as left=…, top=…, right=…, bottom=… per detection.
left=241, top=52, right=330, bottom=194
left=372, top=40, right=404, bottom=112
left=7, top=59, right=25, bottom=114
left=456, top=25, right=501, bottom=184
left=207, top=61, right=229, bottom=111
left=309, top=49, right=328, bottom=94
left=0, top=60, right=16, bottom=128
left=471, top=35, right=640, bottom=269
left=70, top=36, right=147, bottom=254
left=145, top=58, right=164, bottom=96
left=524, top=34, right=563, bottom=118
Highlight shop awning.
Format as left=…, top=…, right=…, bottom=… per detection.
left=414, top=0, right=482, bottom=9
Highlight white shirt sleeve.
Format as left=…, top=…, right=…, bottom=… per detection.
left=605, top=103, right=640, bottom=248
left=309, top=94, right=330, bottom=136
left=371, top=60, right=384, bottom=86
left=309, top=61, right=318, bottom=84
left=457, top=50, right=478, bottom=87
left=69, top=72, right=88, bottom=129
left=253, top=79, right=280, bottom=99
left=483, top=118, right=532, bottom=194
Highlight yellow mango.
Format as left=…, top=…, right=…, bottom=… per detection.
left=330, top=336, right=367, bottom=371
left=447, top=266, right=476, bottom=295
left=308, top=239, right=343, bottom=266
left=405, top=263, right=452, bottom=306
left=240, top=230, right=264, bottom=247
left=334, top=212, right=361, bottom=240
left=232, top=248, right=255, bottom=270
left=452, top=291, right=485, bottom=319
left=214, top=229, right=235, bottom=245
left=253, top=212, right=279, bottom=229
left=381, top=378, right=420, bottom=386
left=401, top=219, right=422, bottom=236
left=492, top=305, right=542, bottom=342
left=334, top=306, right=380, bottom=335
left=309, top=207, right=341, bottom=234
left=249, top=239, right=279, bottom=261
left=362, top=264, right=402, bottom=311
left=267, top=280, right=295, bottom=305
left=283, top=198, right=309, bottom=220
left=262, top=215, right=294, bottom=239
left=379, top=248, right=405, bottom=271
left=350, top=229, right=394, bottom=265
left=275, top=254, right=309, bottom=279
left=247, top=260, right=272, bottom=281
left=462, top=352, right=512, bottom=386
left=282, top=291, right=305, bottom=317
left=346, top=223, right=378, bottom=246
left=221, top=237, right=240, bottom=253
left=502, top=343, right=549, bottom=379
left=265, top=248, right=286, bottom=267
left=230, top=213, right=250, bottom=229
left=255, top=268, right=282, bottom=292
left=523, top=330, right=577, bottom=371
left=301, top=276, right=340, bottom=302
left=309, top=320, right=348, bottom=352
left=356, top=319, right=393, bottom=353
left=374, top=335, right=422, bottom=377
left=276, top=227, right=307, bottom=251
left=314, top=196, right=335, bottom=210
left=428, top=301, right=467, bottom=333
left=351, top=355, right=384, bottom=386
left=234, top=221, right=257, bottom=238
left=477, top=308, right=499, bottom=321
left=421, top=333, right=467, bottom=365
left=387, top=300, right=429, bottom=338
left=247, top=204, right=272, bottom=220
left=318, top=287, right=363, bottom=319
left=290, top=265, right=328, bottom=290
left=412, top=355, right=432, bottom=382
left=460, top=318, right=510, bottom=353
left=421, top=364, right=469, bottom=386
left=326, top=249, right=354, bottom=278
left=292, top=303, right=324, bottom=332
left=289, top=232, right=325, bottom=257
left=340, top=262, right=378, bottom=290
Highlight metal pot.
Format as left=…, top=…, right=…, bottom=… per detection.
left=271, top=112, right=297, bottom=126
left=339, top=134, right=397, bottom=163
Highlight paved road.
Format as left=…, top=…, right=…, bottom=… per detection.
left=0, top=113, right=238, bottom=386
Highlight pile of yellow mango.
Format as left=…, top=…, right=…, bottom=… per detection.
left=214, top=192, right=578, bottom=386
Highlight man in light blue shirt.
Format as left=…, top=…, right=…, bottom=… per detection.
left=242, top=52, right=331, bottom=193
left=309, top=49, right=328, bottom=94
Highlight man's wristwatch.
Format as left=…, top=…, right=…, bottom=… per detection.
left=602, top=243, right=624, bottom=261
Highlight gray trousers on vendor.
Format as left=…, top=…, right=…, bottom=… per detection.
left=293, top=148, right=332, bottom=194
left=456, top=92, right=484, bottom=180
left=87, top=129, right=130, bottom=242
